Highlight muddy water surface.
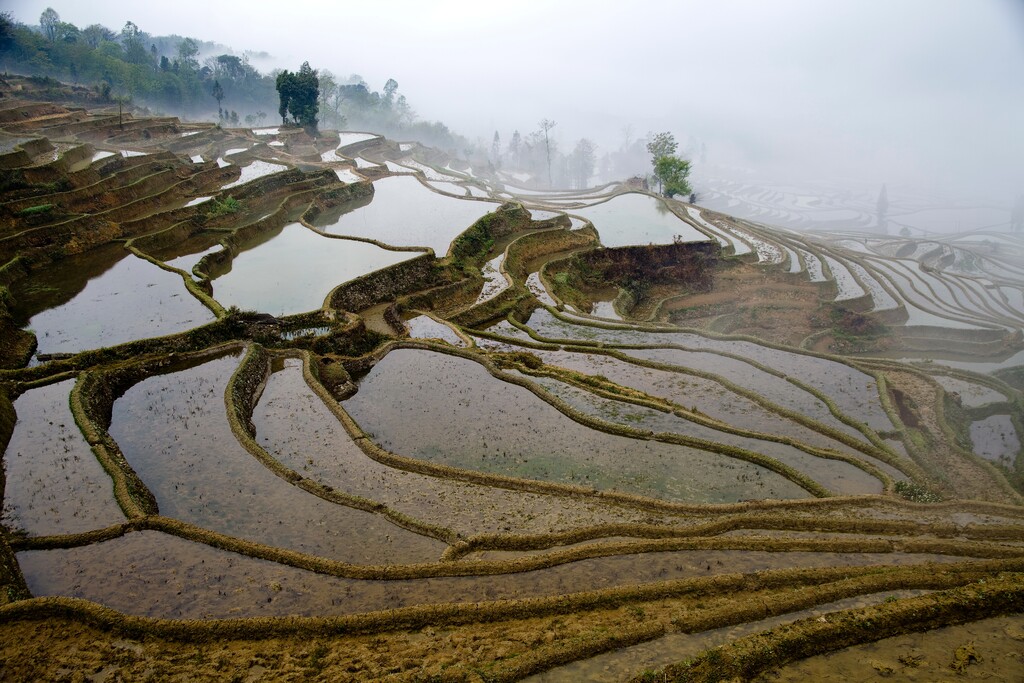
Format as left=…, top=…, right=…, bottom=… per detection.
left=16, top=529, right=965, bottom=620
left=525, top=347, right=864, bottom=458
left=253, top=360, right=651, bottom=536
left=625, top=347, right=873, bottom=446
left=523, top=309, right=893, bottom=433
left=969, top=415, right=1020, bottom=466
left=211, top=223, right=416, bottom=315
left=2, top=380, right=124, bottom=536
left=18, top=252, right=213, bottom=355
left=529, top=590, right=935, bottom=682
left=575, top=193, right=706, bottom=247
left=516, top=372, right=883, bottom=495
left=314, top=175, right=498, bottom=254
left=108, top=353, right=444, bottom=564
left=343, top=349, right=811, bottom=503
left=405, top=315, right=466, bottom=346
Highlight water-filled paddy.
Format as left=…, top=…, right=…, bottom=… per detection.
left=932, top=375, right=1007, bottom=408
left=210, top=223, right=417, bottom=315
left=516, top=345, right=868, bottom=458
left=529, top=590, right=934, bottom=682
left=473, top=253, right=509, bottom=305
left=823, top=255, right=866, bottom=301
left=343, top=348, right=811, bottom=502
left=798, top=249, right=826, bottom=281
left=221, top=160, right=288, bottom=189
left=17, top=531, right=967, bottom=620
left=969, top=415, right=1020, bottom=466
left=846, top=260, right=899, bottom=311
left=517, top=372, right=883, bottom=495
left=334, top=168, right=362, bottom=184
left=336, top=132, right=379, bottom=148
left=624, top=347, right=873, bottom=446
left=2, top=380, right=124, bottom=536
left=520, top=309, right=894, bottom=433
left=405, top=315, right=466, bottom=346
left=527, top=273, right=558, bottom=306
left=108, top=352, right=444, bottom=564
left=575, top=193, right=707, bottom=247
left=314, top=175, right=499, bottom=254
left=253, top=359, right=650, bottom=536
left=19, top=251, right=214, bottom=355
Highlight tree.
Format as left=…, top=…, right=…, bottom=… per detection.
left=508, top=130, right=521, bottom=171
left=538, top=118, right=556, bottom=187
left=276, top=61, right=319, bottom=133
left=383, top=78, right=398, bottom=106
left=177, top=37, right=199, bottom=73
left=0, top=12, right=13, bottom=56
left=877, top=183, right=889, bottom=233
left=646, top=132, right=678, bottom=193
left=211, top=79, right=224, bottom=118
left=569, top=138, right=597, bottom=189
left=40, top=8, right=60, bottom=42
left=121, top=21, right=148, bottom=64
left=395, top=94, right=414, bottom=125
left=491, top=131, right=501, bottom=169
left=82, top=24, right=113, bottom=48
left=276, top=71, right=294, bottom=124
left=653, top=155, right=692, bottom=198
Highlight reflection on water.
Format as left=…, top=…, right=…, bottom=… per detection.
left=211, top=223, right=416, bottom=315
left=17, top=530, right=958, bottom=620
left=314, top=175, right=498, bottom=254
left=108, top=352, right=444, bottom=564
left=344, top=348, right=810, bottom=503
left=517, top=371, right=883, bottom=496
left=576, top=193, right=707, bottom=247
left=253, top=360, right=650, bottom=537
left=19, top=251, right=214, bottom=354
left=2, top=380, right=124, bottom=536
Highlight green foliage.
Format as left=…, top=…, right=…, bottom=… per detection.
left=206, top=196, right=240, bottom=217
left=894, top=480, right=943, bottom=503
left=653, top=154, right=692, bottom=198
left=646, top=131, right=678, bottom=166
left=450, top=214, right=498, bottom=264
left=276, top=62, right=319, bottom=132
left=16, top=203, right=54, bottom=216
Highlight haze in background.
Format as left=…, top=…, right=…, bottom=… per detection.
left=6, top=0, right=1023, bottom=208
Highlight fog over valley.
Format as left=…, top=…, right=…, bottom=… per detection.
left=5, top=0, right=1022, bottom=232
left=5, top=2, right=1024, bottom=679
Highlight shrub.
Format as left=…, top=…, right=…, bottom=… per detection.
left=207, top=197, right=241, bottom=217
left=16, top=204, right=55, bottom=216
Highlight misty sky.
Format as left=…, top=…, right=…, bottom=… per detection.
left=6, top=0, right=1023, bottom=202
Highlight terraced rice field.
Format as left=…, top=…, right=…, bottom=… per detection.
left=1, top=83, right=1022, bottom=682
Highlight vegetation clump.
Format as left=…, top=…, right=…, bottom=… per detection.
left=894, top=480, right=943, bottom=503
left=15, top=203, right=54, bottom=216
left=206, top=196, right=240, bottom=217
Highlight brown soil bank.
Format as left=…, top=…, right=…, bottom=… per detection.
left=553, top=242, right=719, bottom=315
left=0, top=563, right=1019, bottom=682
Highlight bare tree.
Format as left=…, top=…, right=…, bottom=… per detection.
left=569, top=138, right=597, bottom=189
left=538, top=118, right=556, bottom=187
left=491, top=131, right=501, bottom=169
left=39, top=7, right=60, bottom=42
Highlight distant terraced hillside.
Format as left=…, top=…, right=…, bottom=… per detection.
left=0, top=76, right=1022, bottom=682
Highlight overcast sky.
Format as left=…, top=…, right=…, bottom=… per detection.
left=6, top=0, right=1023, bottom=202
